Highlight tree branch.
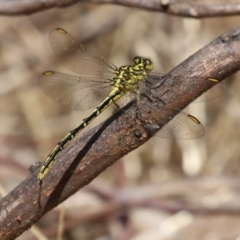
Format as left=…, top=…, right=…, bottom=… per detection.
left=1, top=26, right=240, bottom=239
left=0, top=0, right=240, bottom=18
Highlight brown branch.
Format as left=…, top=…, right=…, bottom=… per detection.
left=0, top=0, right=240, bottom=18
left=1, top=27, right=240, bottom=239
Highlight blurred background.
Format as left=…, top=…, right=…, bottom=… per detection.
left=1, top=2, right=240, bottom=240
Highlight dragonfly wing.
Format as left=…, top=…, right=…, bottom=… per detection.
left=117, top=89, right=204, bottom=140
left=134, top=95, right=204, bottom=140
left=156, top=111, right=204, bottom=139
left=38, top=71, right=111, bottom=110
left=144, top=72, right=167, bottom=89
left=147, top=73, right=224, bottom=102
left=194, top=81, right=225, bottom=102
left=49, top=28, right=116, bottom=77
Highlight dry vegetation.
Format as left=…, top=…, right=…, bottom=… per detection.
left=1, top=1, right=240, bottom=240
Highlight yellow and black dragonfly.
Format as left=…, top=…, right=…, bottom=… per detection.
left=37, top=28, right=224, bottom=180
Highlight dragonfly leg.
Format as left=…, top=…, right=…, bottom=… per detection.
left=113, top=100, right=120, bottom=110
left=111, top=100, right=120, bottom=115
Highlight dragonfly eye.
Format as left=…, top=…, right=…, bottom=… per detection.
left=133, top=56, right=141, bottom=64
left=133, top=56, right=154, bottom=72
left=144, top=58, right=154, bottom=72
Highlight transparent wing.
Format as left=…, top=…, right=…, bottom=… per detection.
left=156, top=112, right=204, bottom=139
left=147, top=73, right=224, bottom=102
left=120, top=72, right=222, bottom=139
left=49, top=28, right=116, bottom=77
left=38, top=71, right=112, bottom=110
left=144, top=72, right=166, bottom=88
left=194, top=81, right=225, bottom=102
left=116, top=91, right=204, bottom=140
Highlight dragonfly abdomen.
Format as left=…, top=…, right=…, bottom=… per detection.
left=37, top=89, right=122, bottom=180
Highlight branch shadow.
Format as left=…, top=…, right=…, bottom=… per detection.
left=42, top=102, right=133, bottom=212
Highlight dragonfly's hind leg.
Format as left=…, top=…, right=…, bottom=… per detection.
left=112, top=100, right=120, bottom=114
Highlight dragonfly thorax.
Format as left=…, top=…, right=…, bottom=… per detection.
left=114, top=56, right=154, bottom=92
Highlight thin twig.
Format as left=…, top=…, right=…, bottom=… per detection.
left=0, top=0, right=240, bottom=18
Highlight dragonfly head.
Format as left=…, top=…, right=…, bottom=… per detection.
left=133, top=56, right=154, bottom=73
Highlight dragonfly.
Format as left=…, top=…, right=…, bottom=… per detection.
left=37, top=28, right=224, bottom=181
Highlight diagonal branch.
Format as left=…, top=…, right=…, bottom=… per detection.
left=1, top=0, right=240, bottom=18
left=1, top=26, right=240, bottom=240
